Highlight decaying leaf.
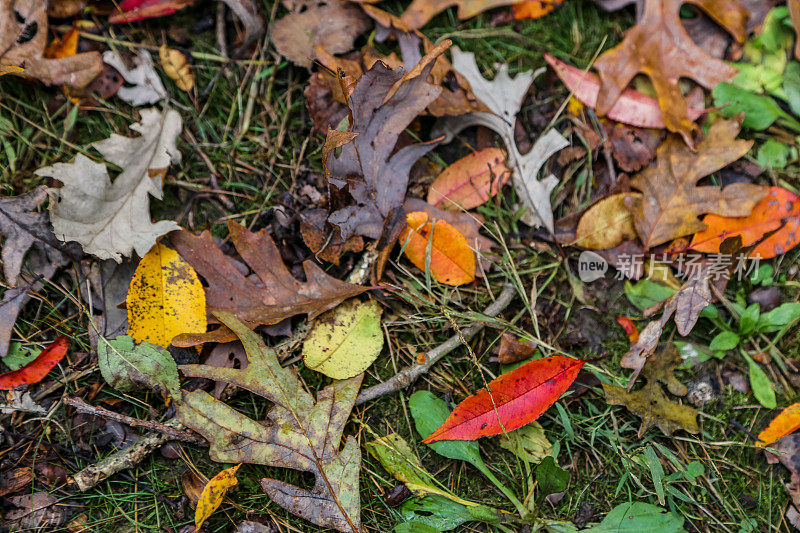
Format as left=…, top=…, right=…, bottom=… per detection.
left=574, top=193, right=639, bottom=250
left=3, top=492, right=68, bottom=530
left=326, top=43, right=447, bottom=240
left=494, top=333, right=538, bottom=364
left=399, top=211, right=477, bottom=286
left=0, top=0, right=102, bottom=87
left=758, top=403, right=800, bottom=446
left=0, top=389, right=45, bottom=414
left=690, top=187, right=800, bottom=259
left=126, top=242, right=207, bottom=349
left=300, top=208, right=364, bottom=265
left=159, top=44, right=193, bottom=91
left=98, top=336, right=180, bottom=398
left=102, top=50, right=167, bottom=106
left=108, top=0, right=196, bottom=22
left=436, top=48, right=568, bottom=231
left=427, top=148, right=511, bottom=211
left=170, top=220, right=367, bottom=346
left=497, top=421, right=552, bottom=463
left=625, top=118, right=767, bottom=249
left=37, top=108, right=182, bottom=262
left=302, top=299, right=383, bottom=379
left=195, top=464, right=240, bottom=529
left=592, top=0, right=747, bottom=144
left=43, top=27, right=79, bottom=60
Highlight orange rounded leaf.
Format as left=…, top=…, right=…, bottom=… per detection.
left=399, top=211, right=476, bottom=286
left=427, top=148, right=510, bottom=211
left=758, top=403, right=800, bottom=446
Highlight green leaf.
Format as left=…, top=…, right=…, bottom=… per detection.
left=535, top=456, right=569, bottom=499
left=400, top=496, right=472, bottom=531
left=782, top=61, right=800, bottom=116
left=756, top=139, right=794, bottom=169
left=409, top=391, right=484, bottom=467
left=97, top=336, right=180, bottom=397
left=644, top=445, right=665, bottom=506
left=394, top=523, right=442, bottom=533
left=712, top=83, right=800, bottom=131
left=746, top=355, right=777, bottom=409
left=624, top=280, right=676, bottom=311
left=709, top=331, right=740, bottom=352
left=757, top=303, right=800, bottom=333
left=738, top=303, right=760, bottom=336
left=3, top=342, right=42, bottom=371
left=498, top=421, right=552, bottom=464
left=585, top=502, right=686, bottom=532
left=751, top=264, right=774, bottom=286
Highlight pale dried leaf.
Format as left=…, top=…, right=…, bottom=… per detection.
left=102, top=50, right=167, bottom=106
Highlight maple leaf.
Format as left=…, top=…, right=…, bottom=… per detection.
left=36, top=108, right=182, bottom=262
left=0, top=0, right=102, bottom=87
left=592, top=0, right=748, bottom=144
left=326, top=42, right=447, bottom=240
left=169, top=220, right=368, bottom=346
left=625, top=118, right=767, bottom=249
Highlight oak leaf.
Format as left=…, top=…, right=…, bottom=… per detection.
left=399, top=211, right=476, bottom=286
left=36, top=108, right=182, bottom=261
left=0, top=0, right=102, bottom=88
left=102, top=51, right=167, bottom=106
left=592, top=0, right=747, bottom=144
left=169, top=220, right=368, bottom=346
left=625, top=118, right=768, bottom=249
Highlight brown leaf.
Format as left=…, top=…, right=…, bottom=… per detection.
left=169, top=220, right=368, bottom=346
left=399, top=0, right=519, bottom=29
left=0, top=0, right=102, bottom=87
left=203, top=341, right=248, bottom=398
left=495, top=333, right=537, bottom=364
left=625, top=118, right=767, bottom=249
left=300, top=208, right=365, bottom=264
left=304, top=74, right=348, bottom=135
left=593, top=0, right=747, bottom=144
left=791, top=0, right=800, bottom=60
left=4, top=492, right=69, bottom=530
left=602, top=379, right=699, bottom=438
left=605, top=123, right=663, bottom=173
left=0, top=467, right=32, bottom=497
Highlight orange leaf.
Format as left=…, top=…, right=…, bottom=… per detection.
left=399, top=211, right=476, bottom=286
left=757, top=403, right=800, bottom=446
left=0, top=336, right=70, bottom=390
left=44, top=28, right=79, bottom=60
left=616, top=316, right=639, bottom=343
left=689, top=187, right=800, bottom=259
left=195, top=464, right=240, bottom=529
left=427, top=148, right=510, bottom=211
left=422, top=356, right=584, bottom=442
left=512, top=0, right=562, bottom=20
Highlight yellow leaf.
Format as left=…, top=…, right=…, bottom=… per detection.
left=159, top=44, right=194, bottom=92
left=574, top=193, right=639, bottom=249
left=44, top=28, right=80, bottom=60
left=0, top=65, right=24, bottom=76
left=757, top=403, right=800, bottom=446
left=195, top=464, right=240, bottom=529
left=127, top=242, right=207, bottom=348
left=399, top=211, right=476, bottom=286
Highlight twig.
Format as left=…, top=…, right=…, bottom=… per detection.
left=63, top=397, right=204, bottom=444
left=355, top=283, right=516, bottom=406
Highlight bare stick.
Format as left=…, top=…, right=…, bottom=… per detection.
left=355, top=283, right=516, bottom=406
left=63, top=397, right=204, bottom=444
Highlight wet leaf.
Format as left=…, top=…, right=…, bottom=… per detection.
left=422, top=356, right=584, bottom=442
left=37, top=108, right=182, bottom=261
left=303, top=299, right=383, bottom=379
left=97, top=335, right=180, bottom=397
left=0, top=336, right=69, bottom=390
left=758, top=403, right=800, bottom=446
left=690, top=187, right=800, bottom=259
left=126, top=242, right=206, bottom=349
left=195, top=464, right=240, bottom=529
left=427, top=148, right=511, bottom=211
left=399, top=211, right=476, bottom=286
left=159, top=44, right=193, bottom=91
left=169, top=220, right=367, bottom=346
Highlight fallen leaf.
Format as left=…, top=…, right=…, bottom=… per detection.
left=169, top=220, right=368, bottom=346
left=403, top=198, right=493, bottom=260
left=574, top=193, right=639, bottom=249
left=399, top=0, right=519, bottom=29
left=300, top=208, right=364, bottom=265
left=605, top=123, right=664, bottom=172
left=181, top=469, right=205, bottom=508
left=4, top=492, right=68, bottom=530
left=326, top=43, right=447, bottom=240
left=589, top=501, right=685, bottom=531
left=497, top=421, right=552, bottom=463
left=592, top=0, right=747, bottom=144
left=271, top=0, right=371, bottom=68
left=758, top=404, right=800, bottom=446
left=0, top=467, right=33, bottom=497
left=102, top=50, right=167, bottom=106
left=0, top=336, right=69, bottom=390
left=159, top=44, right=193, bottom=91
left=626, top=118, right=768, bottom=249
left=494, top=333, right=538, bottom=364
left=399, top=211, right=476, bottom=286
left=109, top=0, right=196, bottom=22
left=438, top=48, right=568, bottom=230
left=513, top=0, right=563, bottom=20
left=616, top=316, right=639, bottom=343
left=0, top=389, right=45, bottom=414
left=791, top=0, right=800, bottom=59
left=43, top=27, right=79, bottom=60
left=97, top=336, right=180, bottom=397
left=302, top=299, right=383, bottom=379
left=427, top=148, right=511, bottom=211
left=195, top=464, right=240, bottom=529
left=0, top=0, right=102, bottom=87
left=545, top=54, right=705, bottom=130
left=126, top=242, right=207, bottom=349
left=47, top=0, right=86, bottom=17
left=423, top=356, right=584, bottom=442
left=37, top=108, right=182, bottom=261
left=204, top=342, right=248, bottom=398
left=690, top=187, right=800, bottom=259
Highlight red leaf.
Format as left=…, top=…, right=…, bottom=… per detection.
left=544, top=54, right=705, bottom=129
left=0, top=336, right=70, bottom=390
left=109, top=0, right=195, bottom=24
left=422, top=356, right=584, bottom=442
left=616, top=316, right=639, bottom=343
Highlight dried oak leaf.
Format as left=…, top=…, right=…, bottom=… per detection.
left=625, top=118, right=767, bottom=249
left=175, top=313, right=362, bottom=532
left=169, top=220, right=368, bottom=346
left=0, top=0, right=102, bottom=87
left=326, top=42, right=447, bottom=240
left=593, top=0, right=747, bottom=144
left=37, top=108, right=182, bottom=262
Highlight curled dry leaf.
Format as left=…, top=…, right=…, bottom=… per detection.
left=427, top=148, right=511, bottom=211
left=126, top=242, right=207, bottom=349
left=690, top=187, right=800, bottom=259
left=195, top=464, right=240, bottom=529
left=592, top=0, right=747, bottom=145
left=4, top=492, right=68, bottom=530
left=159, top=44, right=194, bottom=91
left=399, top=211, right=476, bottom=286
left=102, top=50, right=167, bottom=106
left=37, top=108, right=182, bottom=261
left=0, top=336, right=69, bottom=390
left=169, top=220, right=368, bottom=346
left=758, top=403, right=800, bottom=446
left=423, top=356, right=584, bottom=442
left=494, top=333, right=538, bottom=364
left=574, top=193, right=639, bottom=250
left=0, top=0, right=102, bottom=87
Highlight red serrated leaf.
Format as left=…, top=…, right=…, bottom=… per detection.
left=544, top=54, right=705, bottom=129
left=422, top=355, right=584, bottom=442
left=109, top=0, right=195, bottom=23
left=0, top=336, right=70, bottom=390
